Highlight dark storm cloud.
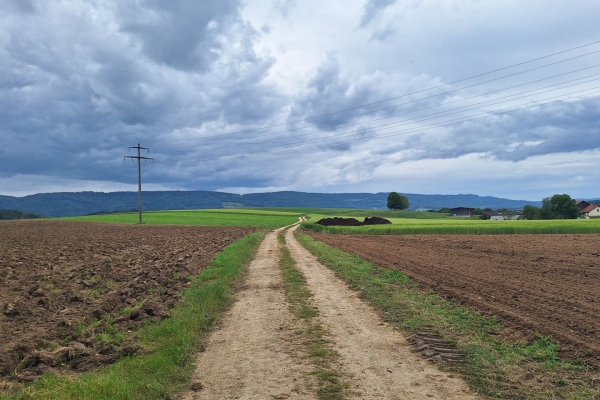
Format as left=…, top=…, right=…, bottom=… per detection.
left=287, top=53, right=399, bottom=131
left=0, top=0, right=284, bottom=186
left=118, top=0, right=242, bottom=72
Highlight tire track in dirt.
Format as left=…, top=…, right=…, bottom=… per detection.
left=286, top=225, right=479, bottom=399
left=182, top=226, right=312, bottom=400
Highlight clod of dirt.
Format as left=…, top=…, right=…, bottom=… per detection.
left=3, top=302, right=18, bottom=317
left=191, top=381, right=204, bottom=391
left=316, top=216, right=391, bottom=226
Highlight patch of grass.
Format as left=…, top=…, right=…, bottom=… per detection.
left=2, top=232, right=264, bottom=400
left=296, top=233, right=600, bottom=399
left=278, top=233, right=349, bottom=400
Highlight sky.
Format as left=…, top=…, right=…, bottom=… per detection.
left=1, top=0, right=600, bottom=201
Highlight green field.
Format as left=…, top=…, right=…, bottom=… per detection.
left=302, top=214, right=600, bottom=234
left=64, top=207, right=600, bottom=234
left=66, top=209, right=301, bottom=229
left=260, top=207, right=452, bottom=219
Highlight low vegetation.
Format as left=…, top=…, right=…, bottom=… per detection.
left=296, top=233, right=600, bottom=399
left=1, top=232, right=264, bottom=400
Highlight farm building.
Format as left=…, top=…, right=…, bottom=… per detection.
left=576, top=200, right=592, bottom=211
left=449, top=207, right=475, bottom=217
left=483, top=211, right=522, bottom=220
left=580, top=204, right=600, bottom=219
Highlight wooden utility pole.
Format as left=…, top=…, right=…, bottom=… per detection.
left=125, top=144, right=153, bottom=224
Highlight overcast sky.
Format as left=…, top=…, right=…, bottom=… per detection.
left=2, top=0, right=600, bottom=200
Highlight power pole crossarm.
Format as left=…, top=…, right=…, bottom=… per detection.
left=124, top=143, right=154, bottom=224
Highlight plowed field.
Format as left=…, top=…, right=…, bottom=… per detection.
left=308, top=233, right=600, bottom=366
left=0, top=220, right=255, bottom=382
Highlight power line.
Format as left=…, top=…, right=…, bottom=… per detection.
left=150, top=42, right=600, bottom=146
left=156, top=69, right=600, bottom=153
left=160, top=88, right=600, bottom=164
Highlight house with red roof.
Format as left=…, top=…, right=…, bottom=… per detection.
left=576, top=200, right=592, bottom=211
left=578, top=202, right=600, bottom=219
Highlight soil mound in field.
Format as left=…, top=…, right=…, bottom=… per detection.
left=363, top=216, right=392, bottom=225
left=316, top=216, right=391, bottom=226
left=316, top=217, right=362, bottom=226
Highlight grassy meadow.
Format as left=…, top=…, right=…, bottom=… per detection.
left=66, top=208, right=301, bottom=229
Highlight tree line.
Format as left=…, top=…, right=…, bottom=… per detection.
left=387, top=192, right=583, bottom=220
left=0, top=209, right=43, bottom=220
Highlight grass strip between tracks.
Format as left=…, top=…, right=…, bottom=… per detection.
left=296, top=233, right=600, bottom=400
left=278, top=233, right=350, bottom=400
left=1, top=232, right=264, bottom=400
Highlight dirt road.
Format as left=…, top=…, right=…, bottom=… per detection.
left=185, top=222, right=478, bottom=399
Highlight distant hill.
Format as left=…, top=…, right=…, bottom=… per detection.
left=0, top=190, right=542, bottom=218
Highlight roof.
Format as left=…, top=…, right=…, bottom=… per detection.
left=580, top=204, right=598, bottom=213
left=449, top=206, right=475, bottom=210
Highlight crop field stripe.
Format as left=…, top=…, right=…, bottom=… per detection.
left=2, top=232, right=264, bottom=400
left=65, top=209, right=302, bottom=229
left=302, top=218, right=600, bottom=235
left=277, top=232, right=349, bottom=399
left=295, top=233, right=600, bottom=399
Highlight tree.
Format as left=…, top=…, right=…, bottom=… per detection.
left=542, top=194, right=579, bottom=219
left=521, top=205, right=540, bottom=220
left=387, top=192, right=409, bottom=211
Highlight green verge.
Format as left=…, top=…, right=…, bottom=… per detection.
left=296, top=233, right=600, bottom=399
left=277, top=233, right=349, bottom=400
left=2, top=232, right=264, bottom=400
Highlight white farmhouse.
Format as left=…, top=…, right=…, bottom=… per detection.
left=580, top=204, right=600, bottom=219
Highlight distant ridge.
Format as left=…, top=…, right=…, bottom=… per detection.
left=0, top=190, right=542, bottom=218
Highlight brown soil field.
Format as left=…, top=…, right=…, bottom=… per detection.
left=0, top=220, right=255, bottom=382
left=308, top=232, right=600, bottom=366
